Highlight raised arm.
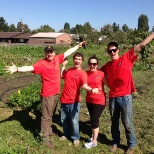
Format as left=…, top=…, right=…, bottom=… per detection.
left=61, top=59, right=68, bottom=78
left=134, top=32, right=154, bottom=55
left=64, top=41, right=86, bottom=59
left=5, top=62, right=34, bottom=74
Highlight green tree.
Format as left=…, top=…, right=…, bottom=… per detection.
left=8, top=24, right=17, bottom=32
left=70, top=24, right=84, bottom=34
left=122, top=24, right=129, bottom=32
left=101, top=24, right=113, bottom=36
left=63, top=22, right=70, bottom=33
left=23, top=24, right=31, bottom=33
left=0, top=17, right=9, bottom=32
left=152, top=26, right=154, bottom=32
left=35, top=24, right=55, bottom=32
left=17, top=22, right=31, bottom=33
left=112, top=22, right=120, bottom=32
left=138, top=14, right=149, bottom=31
left=17, top=22, right=24, bottom=32
left=83, top=22, right=92, bottom=34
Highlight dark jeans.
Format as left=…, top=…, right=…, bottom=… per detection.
left=109, top=95, right=136, bottom=148
left=41, top=94, right=58, bottom=142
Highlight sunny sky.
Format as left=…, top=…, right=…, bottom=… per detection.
left=0, top=0, right=154, bottom=32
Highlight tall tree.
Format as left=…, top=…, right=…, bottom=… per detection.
left=17, top=22, right=31, bottom=33
left=70, top=24, right=84, bottom=34
left=122, top=24, right=129, bottom=32
left=0, top=17, right=9, bottom=32
left=83, top=22, right=92, bottom=34
left=112, top=22, right=120, bottom=32
left=23, top=24, right=31, bottom=33
left=138, top=14, right=149, bottom=31
left=17, top=22, right=24, bottom=32
left=8, top=24, right=17, bottom=32
left=151, top=26, right=154, bottom=32
left=63, top=22, right=70, bottom=33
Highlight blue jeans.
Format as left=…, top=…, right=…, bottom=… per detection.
left=61, top=102, right=80, bottom=140
left=109, top=95, right=136, bottom=148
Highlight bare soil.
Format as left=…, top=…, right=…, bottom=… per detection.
left=0, top=74, right=40, bottom=103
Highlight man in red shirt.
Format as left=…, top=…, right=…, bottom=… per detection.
left=5, top=42, right=85, bottom=148
left=101, top=32, right=154, bottom=154
left=59, top=52, right=99, bottom=147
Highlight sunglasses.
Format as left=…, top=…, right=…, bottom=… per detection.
left=88, top=63, right=97, bottom=66
left=107, top=48, right=118, bottom=54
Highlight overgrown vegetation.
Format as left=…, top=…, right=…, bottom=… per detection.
left=0, top=38, right=154, bottom=153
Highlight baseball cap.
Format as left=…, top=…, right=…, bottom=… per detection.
left=45, top=46, right=54, bottom=52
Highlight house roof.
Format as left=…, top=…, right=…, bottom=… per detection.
left=0, top=32, right=23, bottom=38
left=12, top=33, right=32, bottom=39
left=30, top=32, right=64, bottom=38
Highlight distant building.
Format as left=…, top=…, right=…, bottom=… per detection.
left=12, top=33, right=32, bottom=43
left=0, top=32, right=23, bottom=43
left=0, top=32, right=72, bottom=45
left=28, top=32, right=72, bottom=45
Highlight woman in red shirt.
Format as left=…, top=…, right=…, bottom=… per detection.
left=84, top=55, right=107, bottom=149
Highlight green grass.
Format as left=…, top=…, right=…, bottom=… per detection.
left=0, top=45, right=154, bottom=153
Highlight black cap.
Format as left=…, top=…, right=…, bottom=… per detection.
left=45, top=46, right=54, bottom=52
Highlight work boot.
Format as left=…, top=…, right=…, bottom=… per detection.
left=45, top=141, right=55, bottom=148
left=73, top=140, right=80, bottom=147
left=109, top=144, right=117, bottom=153
left=125, top=148, right=134, bottom=154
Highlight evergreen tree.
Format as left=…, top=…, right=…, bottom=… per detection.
left=122, top=24, right=129, bottom=32
left=151, top=26, right=154, bottom=32
left=64, top=22, right=70, bottom=33
left=138, top=14, right=149, bottom=31
left=112, top=22, right=120, bottom=32
left=0, top=17, right=8, bottom=32
left=8, top=24, right=17, bottom=32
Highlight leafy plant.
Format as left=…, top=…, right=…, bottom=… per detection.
left=8, top=81, right=41, bottom=111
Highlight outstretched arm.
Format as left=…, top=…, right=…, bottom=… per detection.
left=134, top=32, right=154, bottom=55
left=64, top=41, right=86, bottom=59
left=82, top=84, right=100, bottom=94
left=5, top=62, right=34, bottom=74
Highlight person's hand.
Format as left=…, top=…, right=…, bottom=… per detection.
left=62, top=59, right=68, bottom=67
left=78, top=41, right=87, bottom=49
left=4, top=62, right=18, bottom=74
left=91, top=88, right=100, bottom=94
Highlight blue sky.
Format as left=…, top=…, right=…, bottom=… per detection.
left=0, top=0, right=154, bottom=32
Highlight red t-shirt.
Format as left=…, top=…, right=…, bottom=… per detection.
left=86, top=70, right=106, bottom=105
left=60, top=68, right=87, bottom=104
left=33, top=54, right=64, bottom=97
left=101, top=48, right=137, bottom=97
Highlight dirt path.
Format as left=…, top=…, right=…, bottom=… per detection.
left=0, top=74, right=40, bottom=103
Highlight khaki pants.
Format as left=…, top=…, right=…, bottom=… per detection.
left=41, top=94, right=58, bottom=142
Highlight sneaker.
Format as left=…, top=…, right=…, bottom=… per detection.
left=85, top=141, right=97, bottom=149
left=89, top=135, right=100, bottom=142
left=125, top=148, right=134, bottom=154
left=73, top=140, right=80, bottom=147
left=109, top=144, right=117, bottom=153
left=59, top=136, right=67, bottom=141
left=45, top=141, right=55, bottom=148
